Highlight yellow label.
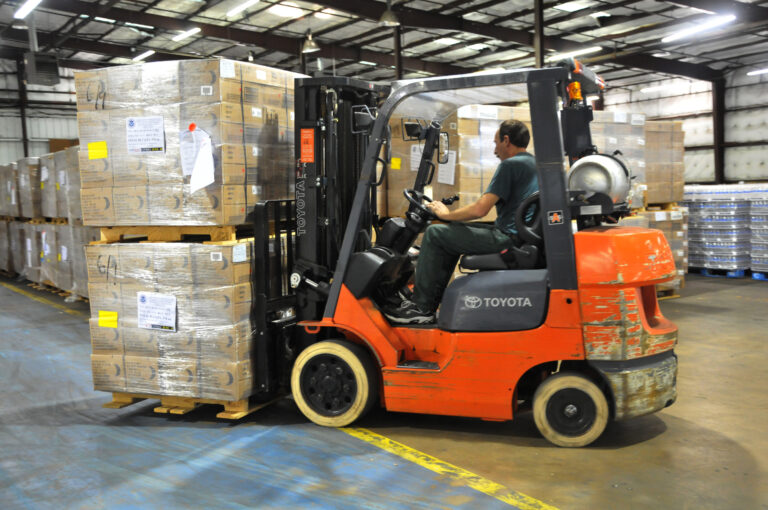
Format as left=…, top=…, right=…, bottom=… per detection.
left=57, top=254, right=61, bottom=262
left=56, top=183, right=60, bottom=191
left=391, top=157, right=402, bottom=170
left=40, top=182, right=44, bottom=189
left=88, top=141, right=108, bottom=160
left=98, top=310, right=118, bottom=328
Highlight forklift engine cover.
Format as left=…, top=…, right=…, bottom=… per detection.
left=438, top=269, right=548, bottom=331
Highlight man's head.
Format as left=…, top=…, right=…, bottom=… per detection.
left=493, top=119, right=530, bottom=160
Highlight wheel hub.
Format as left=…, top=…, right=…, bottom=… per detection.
left=546, top=388, right=597, bottom=437
left=300, top=354, right=357, bottom=417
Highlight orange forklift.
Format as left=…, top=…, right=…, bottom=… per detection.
left=255, top=61, right=677, bottom=447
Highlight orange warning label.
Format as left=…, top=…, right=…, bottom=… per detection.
left=300, top=129, right=315, bottom=163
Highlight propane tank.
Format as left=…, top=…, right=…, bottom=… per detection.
left=568, top=154, right=630, bottom=204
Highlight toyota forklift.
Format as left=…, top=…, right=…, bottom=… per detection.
left=254, top=61, right=678, bottom=447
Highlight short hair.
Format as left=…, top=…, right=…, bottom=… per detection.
left=499, top=119, right=530, bottom=149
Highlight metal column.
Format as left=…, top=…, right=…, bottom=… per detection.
left=15, top=55, right=29, bottom=158
left=533, top=0, right=545, bottom=68
left=394, top=25, right=403, bottom=80
left=712, top=78, right=725, bottom=183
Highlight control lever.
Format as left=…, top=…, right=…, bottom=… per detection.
left=441, top=195, right=460, bottom=205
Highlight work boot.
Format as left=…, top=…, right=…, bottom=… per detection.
left=384, top=299, right=435, bottom=325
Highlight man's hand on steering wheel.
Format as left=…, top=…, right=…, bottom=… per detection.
left=426, top=200, right=449, bottom=219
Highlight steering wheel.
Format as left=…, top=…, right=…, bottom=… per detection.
left=403, top=188, right=436, bottom=219
left=515, top=191, right=543, bottom=246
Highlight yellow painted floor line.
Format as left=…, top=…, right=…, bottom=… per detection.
left=341, top=427, right=558, bottom=510
left=0, top=281, right=87, bottom=317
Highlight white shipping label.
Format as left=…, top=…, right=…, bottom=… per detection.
left=42, top=231, right=49, bottom=255
left=631, top=114, right=645, bottom=125
left=252, top=107, right=262, bottom=118
left=683, top=240, right=688, bottom=246
left=40, top=166, right=49, bottom=183
left=449, top=122, right=457, bottom=130
left=671, top=210, right=683, bottom=220
left=256, top=70, right=267, bottom=81
left=676, top=231, right=685, bottom=238
left=200, top=85, right=213, bottom=96
left=180, top=128, right=215, bottom=193
left=58, top=170, right=67, bottom=186
left=477, top=105, right=498, bottom=119
left=608, top=137, right=618, bottom=145
left=676, top=250, right=684, bottom=257
left=137, top=292, right=177, bottom=332
left=220, top=60, right=236, bottom=79
left=26, top=238, right=32, bottom=266
left=638, top=138, right=645, bottom=146
left=638, top=161, right=646, bottom=168
left=654, top=212, right=668, bottom=222
left=251, top=185, right=261, bottom=195
left=60, top=245, right=68, bottom=262
left=125, top=116, right=165, bottom=154
left=210, top=252, right=223, bottom=262
left=638, top=184, right=648, bottom=191
left=410, top=144, right=423, bottom=172
left=252, top=146, right=259, bottom=157
left=232, top=244, right=247, bottom=263
left=290, top=112, right=295, bottom=121
left=613, top=112, right=627, bottom=123
left=437, top=150, right=457, bottom=185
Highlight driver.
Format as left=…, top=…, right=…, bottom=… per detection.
left=385, top=119, right=539, bottom=324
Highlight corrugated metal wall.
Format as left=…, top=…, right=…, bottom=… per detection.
left=604, top=68, right=768, bottom=183
left=0, top=58, right=77, bottom=163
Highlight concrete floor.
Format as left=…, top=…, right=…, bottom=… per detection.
left=0, top=274, right=766, bottom=509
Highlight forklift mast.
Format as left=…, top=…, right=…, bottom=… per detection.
left=292, top=78, right=389, bottom=332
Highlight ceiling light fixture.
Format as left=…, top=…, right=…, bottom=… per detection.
left=379, top=0, right=400, bottom=27
left=94, top=17, right=116, bottom=23
left=468, top=43, right=488, bottom=51
left=302, top=30, right=320, bottom=54
left=268, top=2, right=303, bottom=18
left=315, top=8, right=338, bottom=19
left=435, top=37, right=460, bottom=46
left=661, top=14, right=736, bottom=43
left=545, top=46, right=602, bottom=62
left=132, top=50, right=155, bottom=62
left=172, top=27, right=201, bottom=42
left=553, top=1, right=590, bottom=13
left=590, top=12, right=610, bottom=18
left=125, top=22, right=155, bottom=30
left=359, top=61, right=377, bottom=66
left=13, top=0, right=43, bottom=19
left=747, top=68, right=768, bottom=76
left=227, top=0, right=260, bottom=18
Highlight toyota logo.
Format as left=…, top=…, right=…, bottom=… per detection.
left=464, top=295, right=482, bottom=309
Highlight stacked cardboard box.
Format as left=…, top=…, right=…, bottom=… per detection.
left=628, top=206, right=689, bottom=291
left=87, top=240, right=255, bottom=400
left=0, top=220, right=10, bottom=272
left=387, top=105, right=532, bottom=219
left=75, top=59, right=299, bottom=226
left=0, top=163, right=20, bottom=217
left=591, top=111, right=646, bottom=209
left=18, top=158, right=42, bottom=219
left=644, top=121, right=685, bottom=204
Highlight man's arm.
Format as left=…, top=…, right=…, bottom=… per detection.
left=426, top=193, right=499, bottom=221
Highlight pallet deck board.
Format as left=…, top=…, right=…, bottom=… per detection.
left=103, top=392, right=278, bottom=420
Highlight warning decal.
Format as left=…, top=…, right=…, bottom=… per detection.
left=300, top=129, right=315, bottom=163
left=548, top=210, right=564, bottom=225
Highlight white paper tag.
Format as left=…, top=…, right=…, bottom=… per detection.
left=200, top=85, right=213, bottom=96
left=220, top=60, right=236, bottom=79
left=256, top=70, right=267, bottom=81
left=210, top=252, right=223, bottom=262
left=676, top=250, right=684, bottom=257
left=613, top=112, right=627, bottom=123
left=232, top=244, right=247, bottom=263
left=180, top=128, right=215, bottom=193
left=437, top=150, right=457, bottom=185
left=251, top=185, right=261, bottom=195
left=251, top=107, right=262, bottom=119
left=58, top=170, right=67, bottom=186
left=608, top=136, right=617, bottom=145
left=683, top=240, right=688, bottom=246
left=252, top=146, right=259, bottom=157
left=60, top=245, right=68, bottom=261
left=137, top=292, right=177, bottom=332
left=41, top=231, right=48, bottom=254
left=126, top=116, right=165, bottom=153
left=638, top=138, right=645, bottom=146
left=638, top=184, right=648, bottom=191
left=638, top=161, right=646, bottom=168
left=290, top=112, right=295, bottom=121
left=477, top=105, right=498, bottom=119
left=676, top=231, right=685, bottom=238
left=26, top=238, right=32, bottom=266
left=449, top=122, right=457, bottom=130
left=410, top=144, right=423, bottom=172
left=654, top=212, right=668, bottom=222
left=41, top=166, right=49, bottom=183
left=631, top=114, right=645, bottom=125
left=670, top=210, right=683, bottom=220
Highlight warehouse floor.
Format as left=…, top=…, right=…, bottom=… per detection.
left=0, top=274, right=766, bottom=510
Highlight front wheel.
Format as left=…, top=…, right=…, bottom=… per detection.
left=291, top=340, right=379, bottom=427
left=533, top=372, right=609, bottom=447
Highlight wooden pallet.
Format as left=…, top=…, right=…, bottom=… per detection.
left=103, top=392, right=278, bottom=420
left=656, top=288, right=680, bottom=300
left=27, top=217, right=68, bottom=225
left=640, top=202, right=679, bottom=212
left=95, top=225, right=245, bottom=243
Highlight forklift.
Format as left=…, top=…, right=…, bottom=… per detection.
left=251, top=62, right=678, bottom=447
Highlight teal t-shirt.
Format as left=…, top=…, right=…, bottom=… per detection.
left=485, top=152, right=539, bottom=235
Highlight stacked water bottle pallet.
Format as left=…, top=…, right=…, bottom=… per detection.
left=76, top=58, right=301, bottom=416
left=683, top=184, right=768, bottom=278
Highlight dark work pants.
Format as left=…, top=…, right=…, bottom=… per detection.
left=412, top=222, right=517, bottom=312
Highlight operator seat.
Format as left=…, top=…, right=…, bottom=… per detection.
left=459, top=191, right=543, bottom=271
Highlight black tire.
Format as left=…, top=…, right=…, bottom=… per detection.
left=291, top=340, right=379, bottom=427
left=533, top=372, right=609, bottom=447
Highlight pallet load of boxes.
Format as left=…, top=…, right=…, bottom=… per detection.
left=76, top=59, right=300, bottom=417
left=0, top=148, right=101, bottom=299
left=386, top=108, right=689, bottom=295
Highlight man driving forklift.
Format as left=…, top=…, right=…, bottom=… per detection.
left=385, top=119, right=540, bottom=324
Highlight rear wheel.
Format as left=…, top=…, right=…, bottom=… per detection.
left=291, top=340, right=379, bottom=427
left=533, top=372, right=609, bottom=447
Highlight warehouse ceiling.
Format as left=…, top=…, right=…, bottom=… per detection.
left=0, top=0, right=768, bottom=90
